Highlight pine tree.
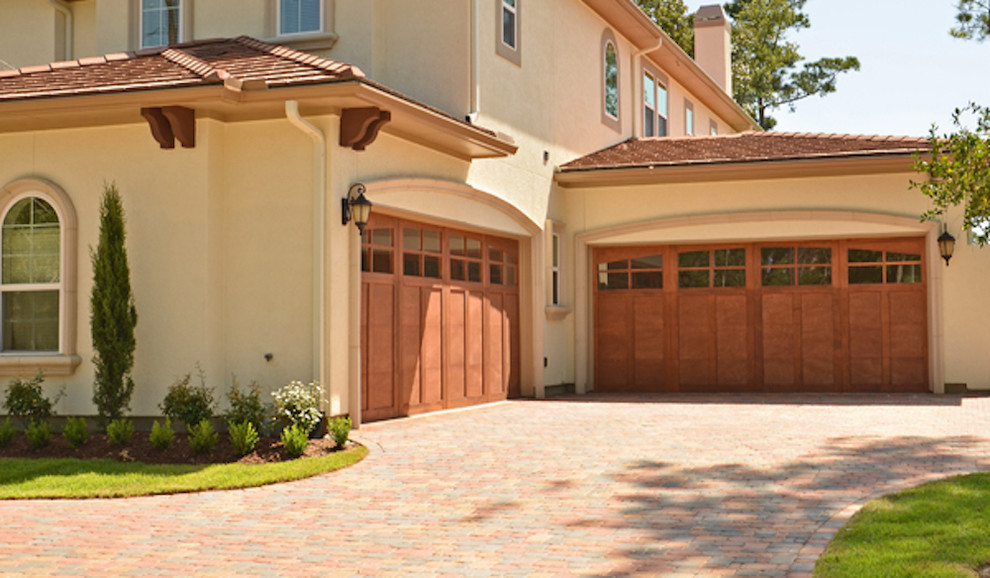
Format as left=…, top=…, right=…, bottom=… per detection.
left=91, top=183, right=138, bottom=422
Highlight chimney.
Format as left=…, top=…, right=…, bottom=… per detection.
left=693, top=5, right=732, bottom=94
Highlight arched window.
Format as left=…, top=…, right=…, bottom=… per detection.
left=0, top=179, right=79, bottom=375
left=601, top=29, right=620, bottom=130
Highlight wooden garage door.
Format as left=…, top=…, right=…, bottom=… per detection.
left=360, top=215, right=521, bottom=422
left=593, top=238, right=928, bottom=393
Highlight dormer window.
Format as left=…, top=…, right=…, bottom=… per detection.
left=141, top=0, right=182, bottom=48
left=280, top=0, right=322, bottom=35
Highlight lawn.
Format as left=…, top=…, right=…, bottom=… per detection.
left=814, top=472, right=990, bottom=577
left=0, top=444, right=367, bottom=499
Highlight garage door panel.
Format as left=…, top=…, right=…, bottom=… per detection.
left=633, top=296, right=664, bottom=360
left=891, top=358, right=927, bottom=389
left=399, top=285, right=423, bottom=407
left=716, top=295, right=748, bottom=387
left=596, top=293, right=631, bottom=390
left=801, top=293, right=836, bottom=388
left=465, top=290, right=485, bottom=400
left=850, top=357, right=883, bottom=386
left=849, top=292, right=883, bottom=359
left=420, top=287, right=443, bottom=406
left=485, top=293, right=505, bottom=399
left=366, top=283, right=396, bottom=416
left=679, top=294, right=712, bottom=358
left=505, top=293, right=521, bottom=398
left=764, top=358, right=795, bottom=386
left=762, top=294, right=796, bottom=386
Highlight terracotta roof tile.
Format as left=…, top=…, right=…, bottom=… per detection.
left=559, top=131, right=931, bottom=171
left=0, top=36, right=363, bottom=102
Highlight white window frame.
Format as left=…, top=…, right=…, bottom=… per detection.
left=685, top=99, right=695, bottom=136
left=139, top=0, right=184, bottom=49
left=709, top=119, right=719, bottom=136
left=601, top=29, right=620, bottom=131
left=545, top=220, right=570, bottom=320
left=502, top=0, right=517, bottom=49
left=643, top=67, right=669, bottom=137
left=0, top=179, right=79, bottom=376
left=495, top=0, right=522, bottom=65
left=278, top=0, right=324, bottom=36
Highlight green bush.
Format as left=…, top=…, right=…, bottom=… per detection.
left=62, top=417, right=89, bottom=448
left=188, top=419, right=218, bottom=455
left=228, top=420, right=259, bottom=457
left=149, top=417, right=175, bottom=451
left=327, top=416, right=352, bottom=448
left=160, top=367, right=215, bottom=427
left=2, top=372, right=64, bottom=426
left=0, top=418, right=15, bottom=447
left=280, top=423, right=309, bottom=458
left=225, top=377, right=268, bottom=433
left=25, top=420, right=51, bottom=449
left=106, top=418, right=134, bottom=446
left=272, top=380, right=323, bottom=434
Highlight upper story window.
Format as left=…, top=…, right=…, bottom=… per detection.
left=600, top=29, right=620, bottom=130
left=684, top=100, right=695, bottom=136
left=495, top=0, right=521, bottom=65
left=279, top=0, right=322, bottom=35
left=643, top=70, right=668, bottom=137
left=709, top=119, right=719, bottom=136
left=141, top=0, right=182, bottom=48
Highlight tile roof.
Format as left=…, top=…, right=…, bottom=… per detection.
left=0, top=36, right=363, bottom=101
left=559, top=131, right=931, bottom=172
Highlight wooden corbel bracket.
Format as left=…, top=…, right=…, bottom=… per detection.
left=141, top=106, right=196, bottom=149
left=340, top=107, right=391, bottom=151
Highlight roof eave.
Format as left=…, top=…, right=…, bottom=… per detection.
left=555, top=153, right=921, bottom=188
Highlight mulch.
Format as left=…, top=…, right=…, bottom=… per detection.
left=0, top=429, right=343, bottom=465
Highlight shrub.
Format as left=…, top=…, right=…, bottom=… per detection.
left=327, top=416, right=352, bottom=448
left=25, top=420, right=51, bottom=449
left=228, top=420, right=259, bottom=457
left=272, top=380, right=323, bottom=434
left=188, top=419, right=218, bottom=455
left=106, top=418, right=134, bottom=446
left=280, top=423, right=309, bottom=458
left=225, top=377, right=267, bottom=433
left=2, top=372, right=64, bottom=426
left=0, top=417, right=15, bottom=447
left=62, top=417, right=89, bottom=449
left=149, top=417, right=175, bottom=451
left=160, top=366, right=215, bottom=427
left=90, top=182, right=138, bottom=423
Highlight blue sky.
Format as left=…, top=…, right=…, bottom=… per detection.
left=682, top=0, right=990, bottom=136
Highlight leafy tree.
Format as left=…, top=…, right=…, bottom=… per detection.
left=91, top=182, right=138, bottom=422
left=912, top=104, right=990, bottom=245
left=636, top=0, right=695, bottom=56
left=952, top=0, right=990, bottom=41
left=725, top=0, right=859, bottom=129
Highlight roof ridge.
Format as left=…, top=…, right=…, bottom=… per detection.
left=160, top=47, right=225, bottom=82
left=234, top=36, right=365, bottom=79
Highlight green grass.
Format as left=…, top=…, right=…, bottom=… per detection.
left=815, top=473, right=990, bottom=577
left=0, top=445, right=367, bottom=499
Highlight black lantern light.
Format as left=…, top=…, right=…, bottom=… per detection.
left=938, top=228, right=956, bottom=266
left=342, top=183, right=372, bottom=234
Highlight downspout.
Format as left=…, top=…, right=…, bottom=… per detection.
left=631, top=39, right=662, bottom=136
left=49, top=0, right=73, bottom=60
left=285, top=101, right=327, bottom=391
left=467, top=0, right=480, bottom=122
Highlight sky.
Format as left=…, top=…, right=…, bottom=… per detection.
left=682, top=0, right=990, bottom=137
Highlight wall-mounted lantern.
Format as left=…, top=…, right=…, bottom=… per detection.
left=342, top=183, right=372, bottom=234
left=938, top=228, right=956, bottom=266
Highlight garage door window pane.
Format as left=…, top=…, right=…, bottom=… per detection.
left=490, top=264, right=503, bottom=285
left=631, top=271, right=662, bottom=289
left=799, top=267, right=832, bottom=285
left=714, top=269, right=745, bottom=287
left=423, top=256, right=441, bottom=278
left=679, top=250, right=708, bottom=268
left=849, top=266, right=883, bottom=284
left=451, top=259, right=465, bottom=280
left=631, top=254, right=662, bottom=269
left=762, top=268, right=793, bottom=286
left=468, top=261, right=482, bottom=282
left=761, top=247, right=793, bottom=266
left=423, top=230, right=441, bottom=253
left=403, top=253, right=420, bottom=276
left=799, top=247, right=831, bottom=264
left=887, top=252, right=921, bottom=262
left=679, top=270, right=709, bottom=288
left=450, top=234, right=464, bottom=256
left=849, top=249, right=882, bottom=263
left=372, top=250, right=392, bottom=274
left=887, top=264, right=921, bottom=283
left=466, top=238, right=482, bottom=259
left=714, top=248, right=745, bottom=267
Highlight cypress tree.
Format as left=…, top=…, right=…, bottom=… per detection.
left=90, top=183, right=138, bottom=422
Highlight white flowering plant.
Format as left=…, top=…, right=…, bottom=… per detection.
left=272, top=380, right=324, bottom=434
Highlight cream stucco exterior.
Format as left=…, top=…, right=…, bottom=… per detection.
left=1, top=0, right=983, bottom=427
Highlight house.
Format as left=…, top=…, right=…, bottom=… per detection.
left=0, top=0, right=985, bottom=426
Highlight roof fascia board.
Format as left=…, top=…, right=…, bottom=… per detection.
left=554, top=154, right=920, bottom=188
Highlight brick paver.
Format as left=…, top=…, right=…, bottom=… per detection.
left=2, top=394, right=990, bottom=576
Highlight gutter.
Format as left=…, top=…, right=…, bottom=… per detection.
left=284, top=100, right=327, bottom=391
left=468, top=0, right=480, bottom=122
left=48, top=0, right=73, bottom=60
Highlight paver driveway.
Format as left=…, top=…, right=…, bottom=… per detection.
left=3, top=394, right=990, bottom=576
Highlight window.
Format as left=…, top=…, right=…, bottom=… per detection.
left=141, top=0, right=182, bottom=48
left=597, top=254, right=663, bottom=290
left=449, top=234, right=483, bottom=283
left=360, top=227, right=394, bottom=274
left=709, top=119, right=719, bottom=136
left=678, top=248, right=745, bottom=288
left=279, top=0, right=322, bottom=35
left=604, top=42, right=619, bottom=120
left=684, top=100, right=695, bottom=136
left=761, top=247, right=832, bottom=286
left=848, top=249, right=922, bottom=285
left=0, top=179, right=78, bottom=373
left=643, top=70, right=668, bottom=137
left=551, top=232, right=560, bottom=304
left=496, top=0, right=521, bottom=65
